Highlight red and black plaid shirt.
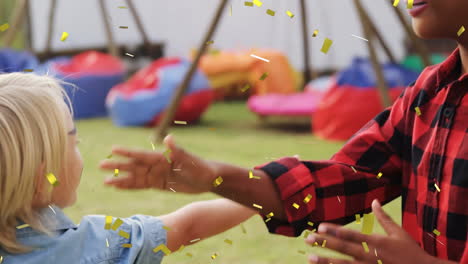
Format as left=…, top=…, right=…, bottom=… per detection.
left=255, top=49, right=468, bottom=262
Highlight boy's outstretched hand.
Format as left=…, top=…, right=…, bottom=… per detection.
left=305, top=200, right=454, bottom=264
left=99, top=135, right=218, bottom=194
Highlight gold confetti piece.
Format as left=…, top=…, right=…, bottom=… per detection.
left=186, top=253, right=193, bottom=257
left=337, top=196, right=342, bottom=203
left=153, top=244, right=172, bottom=255
left=162, top=226, right=171, bottom=231
left=286, top=10, right=294, bottom=18
left=23, top=69, right=33, bottom=72
left=377, top=260, right=383, bottom=264
left=240, top=223, right=247, bottom=234
left=266, top=212, right=274, bottom=218
left=259, top=72, right=269, bottom=80
left=458, top=26, right=465, bottom=37
left=151, top=142, right=156, bottom=151
left=434, top=183, right=441, bottom=192
left=48, top=205, right=56, bottom=214
left=16, top=224, right=29, bottom=229
left=250, top=54, right=270, bottom=62
left=0, top=23, right=9, bottom=32
left=107, top=154, right=112, bottom=159
left=307, top=221, right=314, bottom=227
left=0, top=256, right=3, bottom=263
left=312, top=29, right=319, bottom=37
left=266, top=9, right=275, bottom=16
left=119, top=26, right=128, bottom=29
left=106, top=238, right=109, bottom=247
left=362, top=214, right=375, bottom=235
left=415, top=106, right=422, bottom=116
left=46, top=173, right=59, bottom=186
left=265, top=218, right=271, bottom=223
left=407, top=0, right=413, bottom=9
left=206, top=40, right=214, bottom=45
left=303, top=194, right=312, bottom=204
left=248, top=171, right=261, bottom=179
left=211, top=253, right=218, bottom=259
left=253, top=0, right=263, bottom=7
left=351, top=34, right=369, bottom=41
left=229, top=5, right=232, bottom=16
left=177, top=245, right=185, bottom=252
left=114, top=169, right=119, bottom=177
left=362, top=241, right=369, bottom=252
left=174, top=120, right=187, bottom=125
left=125, top=53, right=134, bottom=57
left=377, top=172, right=383, bottom=179
left=213, top=176, right=223, bottom=187
left=313, top=241, right=319, bottom=246
left=163, top=149, right=172, bottom=163
left=393, top=0, right=400, bottom=7
left=118, top=230, right=130, bottom=239
left=253, top=203, right=263, bottom=209
left=303, top=230, right=311, bottom=238
left=298, top=250, right=306, bottom=254
left=321, top=38, right=333, bottom=54
left=322, top=240, right=327, bottom=247
left=292, top=203, right=300, bottom=209
left=224, top=239, right=233, bottom=245
left=111, top=218, right=123, bottom=231
left=60, top=32, right=69, bottom=41
left=122, top=243, right=132, bottom=248
left=244, top=1, right=253, bottom=7
left=241, top=84, right=251, bottom=92
left=190, top=238, right=201, bottom=243
left=118, top=6, right=127, bottom=9
left=169, top=187, right=176, bottom=192
left=433, top=229, right=441, bottom=236
left=351, top=166, right=357, bottom=173
left=355, top=214, right=361, bottom=224
left=105, top=216, right=113, bottom=230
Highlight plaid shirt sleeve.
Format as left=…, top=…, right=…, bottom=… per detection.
left=255, top=86, right=414, bottom=237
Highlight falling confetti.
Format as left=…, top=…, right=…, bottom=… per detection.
left=174, top=120, right=187, bottom=125
left=322, top=240, right=327, bottom=247
left=151, top=142, right=156, bottom=151
left=163, top=149, right=172, bottom=163
left=213, top=176, right=223, bottom=187
left=303, top=230, right=311, bottom=238
left=162, top=226, right=171, bottom=231
left=230, top=5, right=232, bottom=16
left=355, top=214, right=361, bottom=224
left=265, top=218, right=271, bottom=223
left=337, top=196, right=341, bottom=203
left=153, top=244, right=172, bottom=255
left=292, top=203, right=300, bottom=209
left=321, top=38, right=333, bottom=54
left=253, top=0, right=263, bottom=7
left=244, top=1, right=253, bottom=7
left=407, top=0, right=414, bottom=9
left=0, top=23, right=9, bottom=32
left=286, top=10, right=294, bottom=18
left=46, top=173, right=59, bottom=186
left=23, top=69, right=33, bottom=72
left=169, top=187, right=176, bottom=192
left=434, top=183, right=441, bottom=192
left=433, top=229, right=441, bottom=236
left=298, top=250, right=306, bottom=254
left=362, top=214, right=374, bottom=235
left=362, top=241, right=370, bottom=252
left=178, top=245, right=185, bottom=252
left=266, top=9, right=276, bottom=16
left=206, top=40, right=214, bottom=45
left=240, top=223, right=247, bottom=234
left=249, top=171, right=261, bottom=179
left=119, top=26, right=129, bottom=29
left=118, top=230, right=130, bottom=239
left=60, top=32, right=69, bottom=41
left=118, top=6, right=127, bottom=9
left=415, top=106, right=422, bottom=116
left=114, top=169, right=119, bottom=177
left=106, top=238, right=109, bottom=247
left=211, top=253, right=218, bottom=259
left=351, top=166, right=357, bottom=173
left=125, top=53, right=134, bottom=57
left=250, top=54, right=270, bottom=62
left=241, top=84, right=251, bottom=92
left=259, top=72, right=269, bottom=80
left=16, top=224, right=30, bottom=229
left=266, top=212, right=274, bottom=218
left=186, top=253, right=193, bottom=257
left=0, top=256, right=3, bottom=263
left=303, top=194, right=312, bottom=203
left=253, top=203, right=263, bottom=210
left=312, top=29, right=319, bottom=37
left=393, top=0, right=400, bottom=6
left=107, top=154, right=113, bottom=159
left=351, top=34, right=369, bottom=41
left=122, top=243, right=132, bottom=248
left=105, top=216, right=113, bottom=230
left=224, top=239, right=233, bottom=245
left=48, top=205, right=56, bottom=214
left=111, top=218, right=123, bottom=231
left=377, top=260, right=383, bottom=264
left=307, top=221, right=314, bottom=227
left=377, top=172, right=383, bottom=179
left=457, top=26, right=465, bottom=37
left=190, top=238, right=201, bottom=243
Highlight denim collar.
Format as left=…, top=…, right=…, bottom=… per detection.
left=16, top=205, right=77, bottom=237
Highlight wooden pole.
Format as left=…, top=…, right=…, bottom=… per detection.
left=354, top=0, right=392, bottom=108
left=25, top=0, right=33, bottom=52
left=154, top=0, right=229, bottom=144
left=98, top=0, right=119, bottom=57
left=299, top=0, right=315, bottom=84
left=44, top=0, right=57, bottom=56
left=3, top=0, right=28, bottom=47
left=358, top=7, right=397, bottom=64
left=388, top=1, right=431, bottom=67
left=125, top=0, right=152, bottom=54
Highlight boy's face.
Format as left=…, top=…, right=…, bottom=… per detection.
left=410, top=0, right=468, bottom=40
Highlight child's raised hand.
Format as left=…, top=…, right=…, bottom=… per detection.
left=99, top=135, right=218, bottom=194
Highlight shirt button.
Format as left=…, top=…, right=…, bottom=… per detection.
left=443, top=108, right=453, bottom=118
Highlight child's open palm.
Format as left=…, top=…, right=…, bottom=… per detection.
left=99, top=135, right=217, bottom=194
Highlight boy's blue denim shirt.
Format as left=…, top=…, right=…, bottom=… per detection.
left=0, top=206, right=167, bottom=264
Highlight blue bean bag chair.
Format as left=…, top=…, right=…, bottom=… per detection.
left=0, top=48, right=39, bottom=73
left=106, top=57, right=214, bottom=127
left=40, top=51, right=125, bottom=119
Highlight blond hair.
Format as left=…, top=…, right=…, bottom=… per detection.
left=0, top=73, right=72, bottom=253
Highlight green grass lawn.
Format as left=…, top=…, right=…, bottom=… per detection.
left=69, top=101, right=401, bottom=264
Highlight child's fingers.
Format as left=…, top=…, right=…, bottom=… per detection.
left=99, top=160, right=134, bottom=171
left=111, top=147, right=163, bottom=165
